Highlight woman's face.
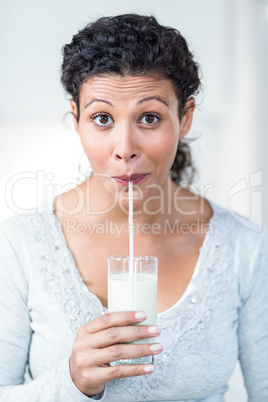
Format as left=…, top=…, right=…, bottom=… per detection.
left=71, top=75, right=194, bottom=211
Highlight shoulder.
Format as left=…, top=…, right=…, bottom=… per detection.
left=208, top=199, right=268, bottom=299
left=209, top=198, right=267, bottom=249
left=0, top=196, right=57, bottom=258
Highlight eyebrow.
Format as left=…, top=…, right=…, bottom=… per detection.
left=84, top=99, right=113, bottom=109
left=84, top=95, right=169, bottom=109
left=137, top=96, right=169, bottom=108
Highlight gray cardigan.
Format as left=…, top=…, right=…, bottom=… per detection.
left=0, top=197, right=267, bottom=401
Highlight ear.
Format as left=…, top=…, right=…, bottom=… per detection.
left=179, top=97, right=195, bottom=139
left=70, top=99, right=79, bottom=133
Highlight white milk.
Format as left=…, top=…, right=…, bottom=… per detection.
left=108, top=272, right=157, bottom=343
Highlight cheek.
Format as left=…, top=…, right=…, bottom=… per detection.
left=150, top=133, right=179, bottom=167
left=79, top=130, right=109, bottom=166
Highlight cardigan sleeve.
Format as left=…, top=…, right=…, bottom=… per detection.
left=237, top=227, right=268, bottom=402
left=0, top=226, right=106, bottom=401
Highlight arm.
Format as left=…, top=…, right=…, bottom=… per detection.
left=238, top=228, right=268, bottom=402
left=0, top=224, right=161, bottom=400
left=0, top=227, right=105, bottom=401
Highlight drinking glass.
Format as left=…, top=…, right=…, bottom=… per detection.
left=108, top=255, right=158, bottom=365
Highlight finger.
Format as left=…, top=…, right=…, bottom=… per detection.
left=90, top=342, right=163, bottom=366
left=77, top=363, right=155, bottom=392
left=100, top=363, right=155, bottom=381
left=85, top=311, right=147, bottom=334
left=88, top=325, right=161, bottom=349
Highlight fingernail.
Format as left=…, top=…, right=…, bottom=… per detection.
left=144, top=365, right=154, bottom=373
left=150, top=343, right=163, bottom=352
left=135, top=312, right=147, bottom=320
left=148, top=325, right=161, bottom=334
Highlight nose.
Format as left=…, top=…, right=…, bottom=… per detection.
left=113, top=123, right=139, bottom=161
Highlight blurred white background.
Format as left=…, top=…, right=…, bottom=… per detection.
left=1, top=0, right=267, bottom=400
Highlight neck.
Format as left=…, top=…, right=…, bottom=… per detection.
left=80, top=175, right=182, bottom=226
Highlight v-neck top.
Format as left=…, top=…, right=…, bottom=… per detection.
left=0, top=196, right=267, bottom=401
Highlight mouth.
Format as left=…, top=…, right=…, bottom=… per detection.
left=112, top=173, right=149, bottom=186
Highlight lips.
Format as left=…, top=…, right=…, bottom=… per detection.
left=112, top=173, right=149, bottom=186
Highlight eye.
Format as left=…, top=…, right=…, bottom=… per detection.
left=91, top=113, right=113, bottom=126
left=140, top=114, right=160, bottom=125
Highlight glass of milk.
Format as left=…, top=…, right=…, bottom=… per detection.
left=108, top=255, right=158, bottom=365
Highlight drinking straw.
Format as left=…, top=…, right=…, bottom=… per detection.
left=128, top=181, right=134, bottom=277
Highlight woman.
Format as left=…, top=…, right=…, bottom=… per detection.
left=0, top=14, right=267, bottom=402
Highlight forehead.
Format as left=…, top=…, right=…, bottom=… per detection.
left=79, top=75, right=178, bottom=107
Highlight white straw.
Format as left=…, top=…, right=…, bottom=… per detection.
left=128, top=181, right=134, bottom=260
left=128, top=181, right=134, bottom=276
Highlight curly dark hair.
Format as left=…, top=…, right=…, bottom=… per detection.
left=61, top=14, right=201, bottom=184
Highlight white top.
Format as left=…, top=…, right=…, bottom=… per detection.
left=0, top=196, right=268, bottom=402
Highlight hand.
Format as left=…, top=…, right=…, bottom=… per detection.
left=69, top=311, right=162, bottom=397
